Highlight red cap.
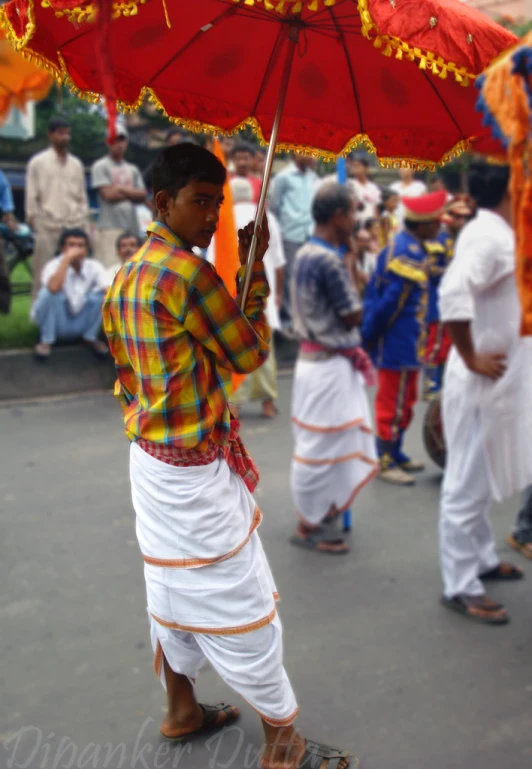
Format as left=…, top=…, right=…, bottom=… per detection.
left=403, top=190, right=447, bottom=222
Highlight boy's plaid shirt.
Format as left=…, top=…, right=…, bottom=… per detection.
left=103, top=221, right=270, bottom=450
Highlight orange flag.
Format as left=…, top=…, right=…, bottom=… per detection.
left=212, top=138, right=246, bottom=393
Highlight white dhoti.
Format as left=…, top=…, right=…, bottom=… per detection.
left=290, top=355, right=378, bottom=527
left=129, top=443, right=298, bottom=727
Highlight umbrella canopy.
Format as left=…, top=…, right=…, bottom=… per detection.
left=0, top=28, right=52, bottom=124
left=0, top=0, right=516, bottom=168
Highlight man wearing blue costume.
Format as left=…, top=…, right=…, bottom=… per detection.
left=362, top=190, right=447, bottom=486
left=423, top=196, right=472, bottom=399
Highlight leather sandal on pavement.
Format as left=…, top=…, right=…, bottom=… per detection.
left=441, top=594, right=509, bottom=625
left=506, top=534, right=532, bottom=561
left=290, top=526, right=349, bottom=555
left=480, top=562, right=524, bottom=581
left=161, top=703, right=239, bottom=742
left=297, top=740, right=356, bottom=769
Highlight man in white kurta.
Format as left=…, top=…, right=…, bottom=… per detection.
left=438, top=164, right=532, bottom=624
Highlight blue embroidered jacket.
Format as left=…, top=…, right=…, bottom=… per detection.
left=362, top=230, right=429, bottom=370
left=426, top=230, right=454, bottom=325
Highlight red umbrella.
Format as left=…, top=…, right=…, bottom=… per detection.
left=1, top=0, right=515, bottom=299
left=0, top=0, right=515, bottom=163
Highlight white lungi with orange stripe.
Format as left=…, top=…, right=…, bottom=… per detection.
left=129, top=442, right=298, bottom=727
left=291, top=355, right=378, bottom=526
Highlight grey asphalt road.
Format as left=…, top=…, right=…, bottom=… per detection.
left=1, top=374, right=532, bottom=769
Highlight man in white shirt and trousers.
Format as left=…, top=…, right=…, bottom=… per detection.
left=438, top=162, right=532, bottom=625
left=31, top=228, right=110, bottom=359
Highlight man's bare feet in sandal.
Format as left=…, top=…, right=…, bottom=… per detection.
left=506, top=533, right=532, bottom=560
left=160, top=658, right=239, bottom=741
left=161, top=702, right=239, bottom=740
left=261, top=725, right=352, bottom=769
left=441, top=594, right=509, bottom=625
left=291, top=522, right=349, bottom=554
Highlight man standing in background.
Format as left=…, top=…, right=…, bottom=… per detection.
left=362, top=191, right=446, bottom=486
left=391, top=168, right=428, bottom=227
left=230, top=142, right=262, bottom=203
left=270, top=154, right=317, bottom=329
left=349, top=155, right=382, bottom=224
left=215, top=178, right=285, bottom=420
left=26, top=116, right=89, bottom=300
left=91, top=124, right=146, bottom=268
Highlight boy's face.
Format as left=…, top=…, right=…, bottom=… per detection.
left=156, top=180, right=225, bottom=249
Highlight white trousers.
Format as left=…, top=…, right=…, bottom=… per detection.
left=439, top=410, right=499, bottom=598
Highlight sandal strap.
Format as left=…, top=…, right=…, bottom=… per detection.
left=301, top=740, right=352, bottom=769
left=199, top=703, right=233, bottom=729
left=458, top=596, right=503, bottom=612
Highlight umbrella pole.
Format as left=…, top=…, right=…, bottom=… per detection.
left=240, top=26, right=299, bottom=309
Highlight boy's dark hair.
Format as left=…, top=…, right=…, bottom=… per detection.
left=230, top=142, right=256, bottom=158
left=57, top=227, right=90, bottom=253
left=351, top=155, right=369, bottom=167
left=152, top=143, right=227, bottom=198
left=48, top=116, right=70, bottom=134
left=116, top=230, right=142, bottom=251
left=364, top=217, right=377, bottom=230
left=468, top=162, right=510, bottom=209
left=312, top=183, right=353, bottom=225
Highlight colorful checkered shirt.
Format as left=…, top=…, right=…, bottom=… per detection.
left=103, top=221, right=270, bottom=450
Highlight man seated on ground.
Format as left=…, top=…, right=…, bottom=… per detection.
left=31, top=228, right=109, bottom=360
left=106, top=230, right=143, bottom=285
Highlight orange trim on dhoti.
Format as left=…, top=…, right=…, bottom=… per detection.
left=340, top=464, right=379, bottom=513
left=151, top=604, right=277, bottom=636
left=142, top=506, right=262, bottom=568
left=291, top=416, right=373, bottom=435
left=293, top=451, right=378, bottom=467
left=249, top=704, right=300, bottom=728
left=153, top=639, right=164, bottom=680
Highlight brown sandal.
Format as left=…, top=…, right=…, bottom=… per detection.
left=480, top=562, right=524, bottom=581
left=161, top=703, right=239, bottom=742
left=506, top=534, right=532, bottom=561
left=441, top=594, right=509, bottom=625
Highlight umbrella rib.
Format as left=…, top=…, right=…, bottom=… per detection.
left=250, top=23, right=286, bottom=118
left=145, top=6, right=238, bottom=86
left=420, top=68, right=464, bottom=139
left=327, top=4, right=364, bottom=136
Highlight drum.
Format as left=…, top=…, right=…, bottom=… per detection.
left=422, top=395, right=446, bottom=469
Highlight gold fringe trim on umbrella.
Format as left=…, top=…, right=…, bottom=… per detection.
left=358, top=0, right=475, bottom=86
left=40, top=0, right=146, bottom=24
left=231, top=0, right=336, bottom=13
